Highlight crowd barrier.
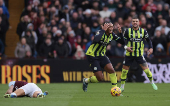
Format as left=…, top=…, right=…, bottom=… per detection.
left=0, top=58, right=169, bottom=84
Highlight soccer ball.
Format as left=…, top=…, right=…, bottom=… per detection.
left=110, top=87, right=121, bottom=97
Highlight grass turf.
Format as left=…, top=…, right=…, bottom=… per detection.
left=0, top=83, right=170, bottom=106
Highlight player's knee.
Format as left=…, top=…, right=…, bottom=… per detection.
left=123, top=65, right=129, bottom=70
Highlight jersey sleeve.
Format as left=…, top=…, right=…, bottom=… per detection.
left=112, top=33, right=120, bottom=41
left=144, top=29, right=153, bottom=48
left=112, top=32, right=125, bottom=45
left=8, top=81, right=15, bottom=87
left=144, top=29, right=149, bottom=38
left=123, top=29, right=128, bottom=40
left=93, top=30, right=105, bottom=42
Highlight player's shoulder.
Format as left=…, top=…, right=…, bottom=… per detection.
left=95, top=30, right=105, bottom=36
left=8, top=81, right=15, bottom=87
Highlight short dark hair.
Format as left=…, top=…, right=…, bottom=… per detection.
left=132, top=16, right=139, bottom=20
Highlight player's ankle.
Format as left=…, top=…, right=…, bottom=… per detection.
left=10, top=93, right=17, bottom=98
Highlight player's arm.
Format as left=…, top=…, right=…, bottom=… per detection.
left=93, top=23, right=110, bottom=42
left=144, top=30, right=153, bottom=56
left=5, top=81, right=15, bottom=94
left=113, top=24, right=125, bottom=45
left=5, top=85, right=14, bottom=94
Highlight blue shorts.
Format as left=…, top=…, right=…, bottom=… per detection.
left=86, top=55, right=111, bottom=72
left=123, top=56, right=146, bottom=66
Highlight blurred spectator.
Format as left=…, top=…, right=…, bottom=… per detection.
left=75, top=22, right=83, bottom=36
left=91, top=20, right=100, bottom=35
left=165, top=9, right=170, bottom=27
left=154, top=4, right=165, bottom=19
left=54, top=37, right=69, bottom=58
left=70, top=12, right=81, bottom=30
left=83, top=9, right=92, bottom=27
left=74, top=35, right=86, bottom=51
left=83, top=27, right=93, bottom=44
left=99, top=4, right=111, bottom=18
left=53, top=30, right=62, bottom=42
left=74, top=45, right=85, bottom=60
left=142, top=0, right=157, bottom=13
left=152, top=30, right=167, bottom=52
left=30, top=12, right=41, bottom=31
left=115, top=2, right=126, bottom=19
left=21, top=23, right=38, bottom=44
left=115, top=43, right=124, bottom=57
left=37, top=27, right=48, bottom=48
left=21, top=4, right=32, bottom=18
left=0, top=0, right=9, bottom=19
left=145, top=12, right=155, bottom=27
left=154, top=43, right=167, bottom=57
left=0, top=7, right=9, bottom=45
left=0, top=39, right=4, bottom=56
left=67, top=30, right=76, bottom=53
left=61, top=5, right=71, bottom=22
left=25, top=51, right=33, bottom=58
left=154, top=19, right=170, bottom=36
left=146, top=22, right=154, bottom=38
left=17, top=15, right=30, bottom=39
left=109, top=11, right=117, bottom=24
left=153, top=0, right=165, bottom=6
left=38, top=38, right=55, bottom=58
left=106, top=44, right=114, bottom=56
left=81, top=0, right=91, bottom=10
left=32, top=0, right=40, bottom=12
left=23, top=29, right=35, bottom=55
left=15, top=37, right=32, bottom=58
left=85, top=35, right=94, bottom=52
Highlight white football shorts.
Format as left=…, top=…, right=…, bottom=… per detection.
left=19, top=83, right=42, bottom=97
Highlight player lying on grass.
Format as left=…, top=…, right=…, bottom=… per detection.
left=83, top=22, right=133, bottom=92
left=4, top=81, right=48, bottom=98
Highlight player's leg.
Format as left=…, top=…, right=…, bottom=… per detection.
left=83, top=56, right=102, bottom=92
left=28, top=83, right=48, bottom=98
left=104, top=63, right=117, bottom=88
left=138, top=56, right=158, bottom=90
left=120, top=56, right=134, bottom=91
left=99, top=56, right=118, bottom=88
left=120, top=65, right=130, bottom=91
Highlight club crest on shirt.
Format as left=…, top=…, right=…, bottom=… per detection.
left=95, top=31, right=100, bottom=36
left=94, top=67, right=97, bottom=70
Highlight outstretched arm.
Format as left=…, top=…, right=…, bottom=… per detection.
left=5, top=85, right=14, bottom=94
left=113, top=24, right=125, bottom=45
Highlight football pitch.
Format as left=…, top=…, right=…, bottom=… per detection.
left=0, top=83, right=169, bottom=106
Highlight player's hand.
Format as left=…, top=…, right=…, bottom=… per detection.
left=148, top=48, right=153, bottom=56
left=126, top=47, right=133, bottom=52
left=101, top=23, right=109, bottom=31
left=117, top=24, right=122, bottom=33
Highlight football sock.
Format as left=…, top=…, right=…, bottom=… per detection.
left=144, top=68, right=153, bottom=83
left=109, top=73, right=117, bottom=88
left=85, top=76, right=99, bottom=83
left=120, top=69, right=128, bottom=89
left=10, top=93, right=17, bottom=98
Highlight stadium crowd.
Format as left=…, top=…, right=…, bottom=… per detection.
left=2, top=0, right=170, bottom=59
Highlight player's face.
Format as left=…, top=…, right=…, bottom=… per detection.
left=132, top=19, right=139, bottom=28
left=106, top=23, right=114, bottom=34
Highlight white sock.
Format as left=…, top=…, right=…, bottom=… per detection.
left=11, top=93, right=17, bottom=97
left=85, top=78, right=89, bottom=83
left=150, top=80, right=154, bottom=84
left=121, top=84, right=125, bottom=89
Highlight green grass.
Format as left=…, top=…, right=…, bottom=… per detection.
left=0, top=83, right=170, bottom=106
